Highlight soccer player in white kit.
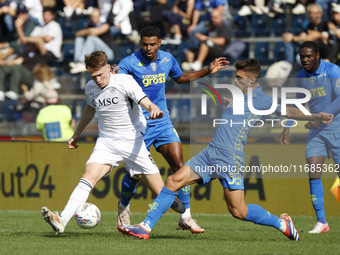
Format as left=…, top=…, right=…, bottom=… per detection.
left=41, top=51, right=182, bottom=234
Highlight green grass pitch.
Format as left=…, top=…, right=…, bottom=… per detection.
left=0, top=210, right=339, bottom=255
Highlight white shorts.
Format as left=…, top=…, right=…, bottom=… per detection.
left=86, top=136, right=159, bottom=177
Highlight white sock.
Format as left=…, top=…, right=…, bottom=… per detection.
left=60, top=178, right=93, bottom=226
left=119, top=201, right=130, bottom=210
left=180, top=208, right=191, bottom=220
left=140, top=222, right=151, bottom=232
left=279, top=219, right=287, bottom=232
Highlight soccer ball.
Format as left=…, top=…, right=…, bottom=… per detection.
left=75, top=203, right=101, bottom=229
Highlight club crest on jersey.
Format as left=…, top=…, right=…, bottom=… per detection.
left=336, top=78, right=340, bottom=88
left=151, top=63, right=157, bottom=71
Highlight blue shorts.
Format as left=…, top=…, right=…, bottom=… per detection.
left=143, top=121, right=181, bottom=150
left=186, top=145, right=244, bottom=190
left=306, top=131, right=340, bottom=163
left=162, top=10, right=189, bottom=32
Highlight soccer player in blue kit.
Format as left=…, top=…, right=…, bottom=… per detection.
left=280, top=41, right=340, bottom=234
left=116, top=59, right=333, bottom=240
left=115, top=26, right=229, bottom=233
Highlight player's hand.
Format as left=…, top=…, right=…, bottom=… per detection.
left=279, top=128, right=290, bottom=145
left=305, top=120, right=320, bottom=130
left=314, top=112, right=334, bottom=125
left=68, top=137, right=79, bottom=149
left=147, top=110, right=163, bottom=120
left=282, top=32, right=294, bottom=42
left=208, top=57, right=229, bottom=74
left=223, top=97, right=232, bottom=105
left=110, top=64, right=119, bottom=74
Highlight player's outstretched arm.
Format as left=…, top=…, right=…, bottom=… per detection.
left=284, top=107, right=334, bottom=123
left=68, top=105, right=96, bottom=149
left=279, top=128, right=290, bottom=146
left=175, top=57, right=229, bottom=84
left=304, top=112, right=333, bottom=130
left=139, top=97, right=163, bottom=119
left=208, top=57, right=230, bottom=74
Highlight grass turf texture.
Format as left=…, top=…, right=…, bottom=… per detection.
left=0, top=210, right=338, bottom=255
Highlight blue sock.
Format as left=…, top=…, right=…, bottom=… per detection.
left=120, top=173, right=137, bottom=206
left=143, top=187, right=177, bottom=229
left=309, top=179, right=326, bottom=224
left=178, top=185, right=190, bottom=209
left=244, top=204, right=282, bottom=229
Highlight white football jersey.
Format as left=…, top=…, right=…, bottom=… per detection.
left=85, top=73, right=147, bottom=138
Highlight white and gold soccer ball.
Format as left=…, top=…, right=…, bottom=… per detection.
left=75, top=203, right=101, bottom=229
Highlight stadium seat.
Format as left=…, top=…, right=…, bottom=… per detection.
left=223, top=40, right=247, bottom=64
left=178, top=99, right=191, bottom=123
left=251, top=14, right=270, bottom=37
left=58, top=17, right=76, bottom=40
left=48, top=42, right=75, bottom=67
left=270, top=14, right=287, bottom=36
left=273, top=41, right=286, bottom=62
left=160, top=44, right=177, bottom=55
left=62, top=42, right=75, bottom=63
left=116, top=42, right=135, bottom=63
left=76, top=15, right=91, bottom=31
left=238, top=42, right=250, bottom=60
left=233, top=15, right=251, bottom=37
left=254, top=42, right=272, bottom=65
left=228, top=0, right=240, bottom=9
left=290, top=14, right=308, bottom=35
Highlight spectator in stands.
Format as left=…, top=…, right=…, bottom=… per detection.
left=161, top=0, right=195, bottom=45
left=21, top=63, right=61, bottom=112
left=0, top=0, right=44, bottom=26
left=14, top=7, right=63, bottom=61
left=36, top=89, right=75, bottom=141
left=105, top=0, right=133, bottom=38
left=327, top=3, right=340, bottom=64
left=0, top=0, right=16, bottom=41
left=187, top=0, right=226, bottom=51
left=57, top=0, right=97, bottom=18
left=0, top=43, right=49, bottom=101
left=282, top=3, right=329, bottom=66
left=69, top=7, right=114, bottom=74
left=181, top=8, right=232, bottom=71
left=128, top=0, right=172, bottom=42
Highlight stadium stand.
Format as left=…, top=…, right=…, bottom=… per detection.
left=0, top=3, right=334, bottom=139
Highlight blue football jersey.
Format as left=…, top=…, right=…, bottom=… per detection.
left=297, top=60, right=340, bottom=131
left=117, top=49, right=182, bottom=125
left=210, top=87, right=274, bottom=154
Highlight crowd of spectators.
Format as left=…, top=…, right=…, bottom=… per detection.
left=1, top=0, right=340, bottom=124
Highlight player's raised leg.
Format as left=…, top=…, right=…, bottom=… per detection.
left=222, top=185, right=300, bottom=241
left=158, top=142, right=205, bottom=233
left=42, top=163, right=111, bottom=234
left=117, top=165, right=200, bottom=239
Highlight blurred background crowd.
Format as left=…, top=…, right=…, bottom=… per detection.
left=1, top=0, right=340, bottom=139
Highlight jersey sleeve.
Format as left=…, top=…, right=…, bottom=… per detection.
left=329, top=65, right=340, bottom=96
left=169, top=54, right=183, bottom=80
left=85, top=82, right=95, bottom=108
left=117, top=57, right=131, bottom=74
